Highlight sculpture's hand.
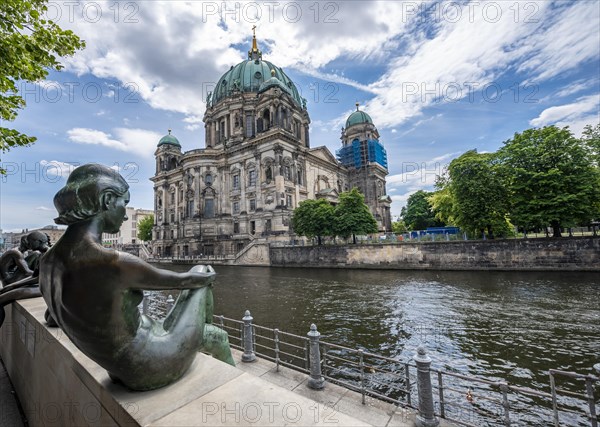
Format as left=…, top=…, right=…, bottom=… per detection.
left=116, top=252, right=215, bottom=290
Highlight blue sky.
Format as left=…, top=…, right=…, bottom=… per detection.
left=1, top=0, right=599, bottom=231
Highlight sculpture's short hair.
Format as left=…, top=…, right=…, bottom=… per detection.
left=54, top=164, right=129, bottom=225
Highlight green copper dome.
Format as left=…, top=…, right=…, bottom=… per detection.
left=210, top=59, right=303, bottom=107
left=157, top=130, right=181, bottom=147
left=258, top=71, right=292, bottom=96
left=346, top=107, right=373, bottom=128
left=209, top=31, right=304, bottom=108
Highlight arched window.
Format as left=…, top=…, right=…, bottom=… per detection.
left=205, top=173, right=213, bottom=185
left=262, top=109, right=270, bottom=131
left=248, top=169, right=256, bottom=187
left=204, top=199, right=214, bottom=219
left=265, top=166, right=273, bottom=181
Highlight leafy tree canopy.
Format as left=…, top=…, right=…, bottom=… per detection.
left=391, top=219, right=408, bottom=234
left=291, top=199, right=334, bottom=245
left=137, top=214, right=154, bottom=242
left=1, top=0, right=85, bottom=170
left=581, top=123, right=600, bottom=167
left=401, top=190, right=443, bottom=230
left=333, top=188, right=378, bottom=242
left=499, top=125, right=600, bottom=237
left=446, top=150, right=511, bottom=238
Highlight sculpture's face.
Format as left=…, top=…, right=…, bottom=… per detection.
left=104, top=191, right=130, bottom=234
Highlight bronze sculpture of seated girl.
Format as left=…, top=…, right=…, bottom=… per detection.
left=40, top=163, right=234, bottom=391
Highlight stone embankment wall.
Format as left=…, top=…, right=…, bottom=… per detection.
left=270, top=237, right=600, bottom=271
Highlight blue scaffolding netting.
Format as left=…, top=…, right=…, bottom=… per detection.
left=336, top=139, right=388, bottom=170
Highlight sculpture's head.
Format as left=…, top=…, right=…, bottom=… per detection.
left=54, top=164, right=130, bottom=233
left=27, top=231, right=50, bottom=253
left=18, top=235, right=29, bottom=252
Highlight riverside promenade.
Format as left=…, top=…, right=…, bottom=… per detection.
left=0, top=297, right=454, bottom=427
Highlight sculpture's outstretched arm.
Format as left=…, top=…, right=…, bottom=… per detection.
left=116, top=252, right=214, bottom=290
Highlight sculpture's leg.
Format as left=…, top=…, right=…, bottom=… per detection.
left=0, top=286, right=42, bottom=327
left=162, top=288, right=207, bottom=341
left=162, top=286, right=234, bottom=366
left=45, top=308, right=58, bottom=327
left=201, top=324, right=235, bottom=366
left=200, top=286, right=234, bottom=365
left=0, top=275, right=39, bottom=295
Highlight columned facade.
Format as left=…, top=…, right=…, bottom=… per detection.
left=150, top=33, right=391, bottom=257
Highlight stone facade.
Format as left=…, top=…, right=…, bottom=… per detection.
left=151, top=34, right=391, bottom=258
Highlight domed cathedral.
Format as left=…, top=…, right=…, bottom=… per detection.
left=150, top=30, right=392, bottom=258
left=337, top=103, right=392, bottom=232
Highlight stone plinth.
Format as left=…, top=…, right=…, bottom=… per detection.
left=0, top=298, right=377, bottom=426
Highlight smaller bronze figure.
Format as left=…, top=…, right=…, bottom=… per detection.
left=40, top=164, right=234, bottom=391
left=2, top=231, right=49, bottom=281
left=0, top=231, right=50, bottom=326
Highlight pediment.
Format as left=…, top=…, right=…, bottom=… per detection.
left=309, top=146, right=338, bottom=164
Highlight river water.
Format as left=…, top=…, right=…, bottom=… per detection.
left=161, top=265, right=600, bottom=426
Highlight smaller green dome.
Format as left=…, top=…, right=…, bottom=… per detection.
left=158, top=130, right=181, bottom=147
left=258, top=73, right=291, bottom=95
left=346, top=103, right=373, bottom=128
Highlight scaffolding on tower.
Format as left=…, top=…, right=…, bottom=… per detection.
left=336, top=139, right=388, bottom=170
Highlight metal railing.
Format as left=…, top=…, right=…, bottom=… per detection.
left=139, top=289, right=599, bottom=426
left=213, top=312, right=600, bottom=427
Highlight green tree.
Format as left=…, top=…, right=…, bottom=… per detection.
left=391, top=219, right=407, bottom=234
left=1, top=0, right=85, bottom=170
left=446, top=150, right=511, bottom=239
left=291, top=199, right=334, bottom=245
left=137, top=214, right=154, bottom=242
left=428, top=174, right=456, bottom=225
left=581, top=123, right=600, bottom=167
left=500, top=125, right=600, bottom=237
left=333, top=188, right=378, bottom=243
left=401, top=190, right=442, bottom=230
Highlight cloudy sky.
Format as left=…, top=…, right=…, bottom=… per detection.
left=1, top=0, right=599, bottom=231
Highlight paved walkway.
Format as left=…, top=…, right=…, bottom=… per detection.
left=0, top=356, right=24, bottom=427
left=229, top=348, right=455, bottom=427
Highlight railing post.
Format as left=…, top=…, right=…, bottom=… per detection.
left=405, top=362, right=412, bottom=408
left=274, top=328, right=280, bottom=372
left=549, top=371, right=560, bottom=427
left=358, top=349, right=366, bottom=404
left=166, top=294, right=174, bottom=312
left=242, top=310, right=256, bottom=362
left=142, top=292, right=148, bottom=315
left=414, top=346, right=439, bottom=427
left=437, top=370, right=445, bottom=419
left=307, top=323, right=325, bottom=390
left=585, top=376, right=598, bottom=427
left=500, top=383, right=511, bottom=426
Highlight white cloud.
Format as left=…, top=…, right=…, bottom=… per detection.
left=39, top=160, right=80, bottom=178
left=554, top=79, right=598, bottom=99
left=48, top=1, right=598, bottom=132
left=185, top=124, right=202, bottom=131
left=67, top=128, right=162, bottom=157
left=34, top=206, right=53, bottom=211
left=529, top=94, right=600, bottom=135
left=386, top=152, right=461, bottom=215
